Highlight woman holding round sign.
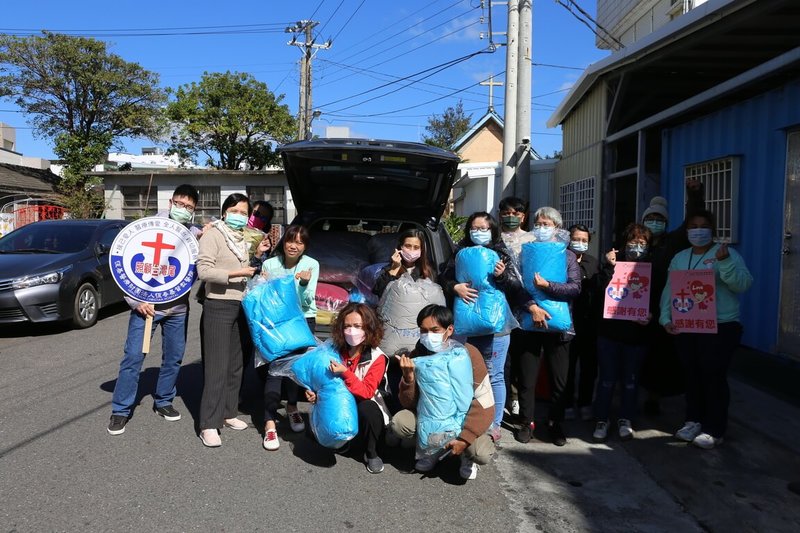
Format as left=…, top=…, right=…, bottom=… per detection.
left=197, top=193, right=270, bottom=448
left=659, top=209, right=752, bottom=450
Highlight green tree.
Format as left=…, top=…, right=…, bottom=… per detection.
left=0, top=32, right=167, bottom=217
left=166, top=72, right=296, bottom=170
left=423, top=100, right=472, bottom=149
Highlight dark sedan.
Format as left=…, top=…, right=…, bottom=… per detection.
left=0, top=219, right=129, bottom=328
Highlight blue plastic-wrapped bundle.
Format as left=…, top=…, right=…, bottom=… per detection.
left=453, top=246, right=516, bottom=336
left=355, top=262, right=388, bottom=307
left=242, top=275, right=316, bottom=362
left=288, top=342, right=358, bottom=449
left=519, top=241, right=573, bottom=332
left=413, top=342, right=474, bottom=456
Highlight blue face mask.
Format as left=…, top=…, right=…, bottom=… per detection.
left=224, top=212, right=248, bottom=230
left=644, top=220, right=666, bottom=236
left=570, top=241, right=589, bottom=254
left=533, top=225, right=555, bottom=242
left=469, top=229, right=492, bottom=246
left=687, top=228, right=713, bottom=247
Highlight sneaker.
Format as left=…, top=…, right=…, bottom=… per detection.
left=200, top=429, right=221, bottom=447
left=364, top=454, right=385, bottom=474
left=154, top=404, right=181, bottom=421
left=223, top=417, right=248, bottom=431
left=618, top=419, right=634, bottom=441
left=489, top=425, right=502, bottom=443
left=692, top=433, right=722, bottom=450
left=564, top=408, right=577, bottom=421
left=263, top=428, right=280, bottom=451
left=548, top=422, right=567, bottom=447
left=415, top=453, right=439, bottom=473
left=675, top=421, right=702, bottom=442
left=287, top=409, right=306, bottom=433
left=515, top=421, right=535, bottom=444
left=107, top=415, right=128, bottom=435
left=459, top=456, right=478, bottom=480
left=579, top=406, right=593, bottom=421
left=592, top=420, right=609, bottom=442
left=510, top=400, right=520, bottom=416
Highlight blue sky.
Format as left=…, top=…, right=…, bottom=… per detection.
left=1, top=0, right=609, bottom=161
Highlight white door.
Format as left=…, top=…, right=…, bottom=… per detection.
left=778, top=131, right=800, bottom=357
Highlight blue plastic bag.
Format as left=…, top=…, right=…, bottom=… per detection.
left=413, top=342, right=474, bottom=456
left=519, top=241, right=573, bottom=332
left=242, top=275, right=317, bottom=362
left=453, top=246, right=516, bottom=336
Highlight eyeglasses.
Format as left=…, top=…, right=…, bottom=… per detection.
left=172, top=199, right=196, bottom=213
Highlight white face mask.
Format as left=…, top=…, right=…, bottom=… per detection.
left=569, top=241, right=588, bottom=253
left=419, top=332, right=446, bottom=352
left=344, top=327, right=365, bottom=347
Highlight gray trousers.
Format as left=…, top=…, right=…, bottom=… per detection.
left=199, top=299, right=248, bottom=430
left=389, top=409, right=494, bottom=465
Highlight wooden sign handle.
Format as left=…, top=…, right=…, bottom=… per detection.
left=142, top=314, right=154, bottom=354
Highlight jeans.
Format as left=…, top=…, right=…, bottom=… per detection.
left=593, top=336, right=647, bottom=422
left=468, top=333, right=510, bottom=428
left=111, top=310, right=188, bottom=416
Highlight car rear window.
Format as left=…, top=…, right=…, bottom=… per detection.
left=0, top=224, right=95, bottom=253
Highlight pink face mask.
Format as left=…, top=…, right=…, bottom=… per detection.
left=400, top=248, right=421, bottom=263
left=247, top=214, right=267, bottom=230
left=344, top=327, right=366, bottom=347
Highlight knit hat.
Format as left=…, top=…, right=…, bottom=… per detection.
left=642, top=196, right=669, bottom=221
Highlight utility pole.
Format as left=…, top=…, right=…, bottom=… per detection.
left=500, top=0, right=520, bottom=201
left=479, top=75, right=504, bottom=113
left=515, top=0, right=532, bottom=188
left=286, top=20, right=330, bottom=140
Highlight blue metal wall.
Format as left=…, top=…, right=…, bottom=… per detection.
left=661, top=78, right=800, bottom=353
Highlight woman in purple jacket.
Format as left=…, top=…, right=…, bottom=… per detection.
left=512, top=207, right=582, bottom=446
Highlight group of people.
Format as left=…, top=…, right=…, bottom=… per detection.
left=107, top=180, right=752, bottom=482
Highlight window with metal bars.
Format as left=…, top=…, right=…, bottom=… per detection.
left=247, top=186, right=286, bottom=224
left=559, top=176, right=596, bottom=232
left=121, top=186, right=158, bottom=220
left=194, top=186, right=221, bottom=224
left=683, top=157, right=739, bottom=243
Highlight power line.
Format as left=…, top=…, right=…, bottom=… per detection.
left=532, top=61, right=584, bottom=71
left=0, top=22, right=290, bottom=32
left=554, top=0, right=624, bottom=50
left=316, top=0, right=346, bottom=36
left=308, top=0, right=326, bottom=21
left=329, top=0, right=367, bottom=44
left=2, top=28, right=288, bottom=37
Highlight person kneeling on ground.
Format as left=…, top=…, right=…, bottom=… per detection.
left=389, top=304, right=495, bottom=480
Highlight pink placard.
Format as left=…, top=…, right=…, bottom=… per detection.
left=668, top=270, right=718, bottom=334
left=603, top=262, right=652, bottom=321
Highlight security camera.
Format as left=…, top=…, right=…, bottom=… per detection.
left=521, top=136, right=531, bottom=144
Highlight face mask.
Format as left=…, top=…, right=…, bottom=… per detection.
left=570, top=241, right=589, bottom=254
left=470, top=229, right=492, bottom=246
left=625, top=243, right=648, bottom=260
left=533, top=226, right=555, bottom=242
left=501, top=215, right=521, bottom=230
left=169, top=205, right=193, bottom=224
left=643, top=220, right=666, bottom=236
left=247, top=214, right=267, bottom=230
left=687, top=228, right=713, bottom=247
left=420, top=332, right=446, bottom=352
left=400, top=248, right=421, bottom=263
left=344, top=327, right=366, bottom=347
left=224, top=213, right=248, bottom=230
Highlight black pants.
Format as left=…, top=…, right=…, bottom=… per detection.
left=513, top=330, right=571, bottom=424
left=199, top=299, right=250, bottom=429
left=564, top=325, right=598, bottom=408
left=676, top=322, right=742, bottom=438
left=356, top=400, right=385, bottom=459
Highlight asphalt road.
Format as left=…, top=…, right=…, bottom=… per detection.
left=2, top=301, right=799, bottom=532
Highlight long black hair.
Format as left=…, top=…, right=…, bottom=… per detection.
left=394, top=228, right=434, bottom=280
left=457, top=211, right=501, bottom=248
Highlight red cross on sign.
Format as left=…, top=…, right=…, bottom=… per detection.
left=141, top=232, right=176, bottom=265
left=611, top=278, right=625, bottom=291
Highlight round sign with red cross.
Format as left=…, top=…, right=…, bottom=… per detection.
left=109, top=216, right=199, bottom=303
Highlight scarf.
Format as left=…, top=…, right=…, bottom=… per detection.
left=212, top=220, right=249, bottom=263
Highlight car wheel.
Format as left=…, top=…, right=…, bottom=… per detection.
left=73, top=282, right=99, bottom=328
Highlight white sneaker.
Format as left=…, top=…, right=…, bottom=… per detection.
left=592, top=420, right=608, bottom=442
left=459, top=456, right=478, bottom=480
left=415, top=453, right=439, bottom=473
left=618, top=419, right=634, bottom=440
left=287, top=408, right=306, bottom=433
left=263, top=428, right=280, bottom=451
left=510, top=400, right=520, bottom=416
left=579, top=406, right=593, bottom=421
left=675, top=421, right=702, bottom=442
left=223, top=417, right=248, bottom=431
left=564, top=408, right=577, bottom=421
left=692, top=433, right=722, bottom=450
left=200, top=429, right=221, bottom=447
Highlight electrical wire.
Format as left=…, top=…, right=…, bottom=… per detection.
left=316, top=0, right=346, bottom=36
left=329, top=0, right=367, bottom=44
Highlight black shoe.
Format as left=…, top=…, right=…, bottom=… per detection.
left=154, top=404, right=181, bottom=421
left=548, top=422, right=567, bottom=446
left=515, top=421, right=534, bottom=444
left=107, top=415, right=129, bottom=435
left=364, top=454, right=385, bottom=474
